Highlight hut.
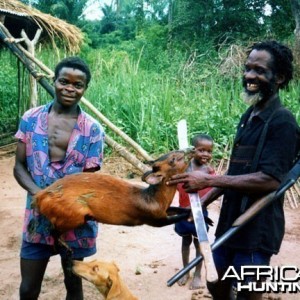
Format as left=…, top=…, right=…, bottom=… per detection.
left=0, top=0, right=83, bottom=52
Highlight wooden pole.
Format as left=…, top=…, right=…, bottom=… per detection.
left=80, top=97, right=154, bottom=162
left=105, top=135, right=150, bottom=173
left=20, top=28, right=42, bottom=108
left=0, top=23, right=54, bottom=96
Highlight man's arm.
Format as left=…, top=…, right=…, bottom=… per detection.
left=201, top=187, right=224, bottom=208
left=167, top=171, right=279, bottom=195
left=13, top=141, right=41, bottom=195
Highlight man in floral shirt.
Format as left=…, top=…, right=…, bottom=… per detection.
left=14, top=57, right=105, bottom=300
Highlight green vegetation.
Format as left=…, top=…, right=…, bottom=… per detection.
left=2, top=45, right=299, bottom=160
left=2, top=1, right=300, bottom=157
left=81, top=48, right=245, bottom=159
left=0, top=50, right=21, bottom=145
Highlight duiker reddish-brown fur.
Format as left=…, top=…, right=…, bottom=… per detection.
left=34, top=150, right=192, bottom=233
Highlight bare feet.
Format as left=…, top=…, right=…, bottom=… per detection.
left=191, top=289, right=203, bottom=300
left=189, top=274, right=201, bottom=290
left=191, top=288, right=212, bottom=299
left=177, top=274, right=190, bottom=286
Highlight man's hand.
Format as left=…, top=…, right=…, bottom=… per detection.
left=167, top=171, right=210, bottom=192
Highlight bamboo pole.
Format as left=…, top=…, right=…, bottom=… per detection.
left=80, top=98, right=154, bottom=162
left=105, top=135, right=150, bottom=173
left=15, top=42, right=54, bottom=77
left=0, top=22, right=54, bottom=96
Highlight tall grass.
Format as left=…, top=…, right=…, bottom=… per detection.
left=83, top=48, right=300, bottom=160
left=83, top=49, right=246, bottom=158
left=1, top=47, right=299, bottom=160
left=0, top=50, right=21, bottom=145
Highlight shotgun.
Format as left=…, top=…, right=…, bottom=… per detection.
left=167, top=158, right=300, bottom=286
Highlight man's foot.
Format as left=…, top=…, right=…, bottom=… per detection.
left=191, top=288, right=212, bottom=299
left=189, top=274, right=201, bottom=290
left=177, top=274, right=190, bottom=286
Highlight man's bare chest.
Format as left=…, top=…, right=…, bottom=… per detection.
left=48, top=117, right=77, bottom=153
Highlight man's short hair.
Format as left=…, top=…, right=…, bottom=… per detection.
left=248, top=40, right=293, bottom=89
left=54, top=56, right=91, bottom=86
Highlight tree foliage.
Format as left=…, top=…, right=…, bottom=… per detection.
left=19, top=0, right=297, bottom=63
left=21, top=0, right=89, bottom=25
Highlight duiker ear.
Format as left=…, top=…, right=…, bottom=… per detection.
left=142, top=170, right=152, bottom=182
left=143, top=173, right=163, bottom=185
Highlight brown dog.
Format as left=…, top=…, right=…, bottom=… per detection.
left=72, top=260, right=138, bottom=300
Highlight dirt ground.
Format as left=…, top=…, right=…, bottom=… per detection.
left=0, top=153, right=300, bottom=300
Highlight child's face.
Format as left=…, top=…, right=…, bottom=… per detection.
left=193, top=139, right=213, bottom=165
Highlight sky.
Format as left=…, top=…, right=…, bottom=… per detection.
left=83, top=0, right=111, bottom=20
left=82, top=1, right=272, bottom=21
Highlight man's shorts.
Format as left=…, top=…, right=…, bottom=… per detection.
left=20, top=240, right=96, bottom=260
left=213, top=245, right=272, bottom=285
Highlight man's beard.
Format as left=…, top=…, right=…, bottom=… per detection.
left=241, top=77, right=277, bottom=107
left=241, top=90, right=263, bottom=106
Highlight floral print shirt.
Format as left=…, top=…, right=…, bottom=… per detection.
left=15, top=102, right=105, bottom=248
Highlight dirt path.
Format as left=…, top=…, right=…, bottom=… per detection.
left=0, top=155, right=299, bottom=299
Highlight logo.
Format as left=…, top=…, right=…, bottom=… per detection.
left=222, top=266, right=300, bottom=293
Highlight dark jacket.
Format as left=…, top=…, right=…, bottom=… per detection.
left=215, top=98, right=300, bottom=254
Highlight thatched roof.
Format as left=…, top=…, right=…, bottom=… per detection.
left=0, top=0, right=83, bottom=52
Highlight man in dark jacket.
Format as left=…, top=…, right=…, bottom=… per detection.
left=168, top=40, right=300, bottom=300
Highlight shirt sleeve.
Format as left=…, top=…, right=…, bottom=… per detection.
left=15, top=112, right=29, bottom=143
left=259, top=110, right=299, bottom=182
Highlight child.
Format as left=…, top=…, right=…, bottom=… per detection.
left=174, top=133, right=215, bottom=290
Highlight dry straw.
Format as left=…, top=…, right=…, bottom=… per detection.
left=0, top=0, right=83, bottom=53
